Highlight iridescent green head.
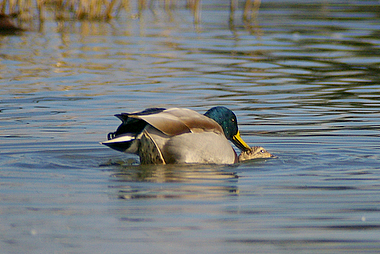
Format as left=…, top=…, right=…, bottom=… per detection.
left=204, top=106, right=250, bottom=151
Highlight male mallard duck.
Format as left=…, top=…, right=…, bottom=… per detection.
left=238, top=146, right=275, bottom=162
left=101, top=106, right=251, bottom=164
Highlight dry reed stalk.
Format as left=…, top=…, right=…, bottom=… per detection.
left=188, top=0, right=200, bottom=23
left=0, top=0, right=121, bottom=20
left=243, top=0, right=262, bottom=37
left=104, top=0, right=118, bottom=19
left=0, top=0, right=261, bottom=24
left=243, top=0, right=261, bottom=22
left=36, top=0, right=44, bottom=20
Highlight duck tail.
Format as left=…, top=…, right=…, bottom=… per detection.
left=102, top=108, right=166, bottom=153
left=101, top=133, right=138, bottom=153
left=101, top=113, right=149, bottom=153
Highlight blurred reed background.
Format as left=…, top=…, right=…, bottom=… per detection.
left=0, top=0, right=260, bottom=29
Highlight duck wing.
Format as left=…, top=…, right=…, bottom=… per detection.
left=112, top=108, right=166, bottom=138
left=134, top=108, right=224, bottom=136
left=101, top=108, right=225, bottom=156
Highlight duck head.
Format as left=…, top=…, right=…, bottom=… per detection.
left=238, top=146, right=275, bottom=162
left=204, top=106, right=251, bottom=151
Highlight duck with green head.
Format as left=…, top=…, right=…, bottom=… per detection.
left=101, top=106, right=252, bottom=164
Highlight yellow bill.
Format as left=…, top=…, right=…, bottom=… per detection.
left=232, top=130, right=251, bottom=151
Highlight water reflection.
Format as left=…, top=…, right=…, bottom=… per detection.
left=108, top=163, right=239, bottom=200
left=1, top=1, right=380, bottom=253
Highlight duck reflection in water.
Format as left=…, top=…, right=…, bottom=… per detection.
left=109, top=164, right=239, bottom=200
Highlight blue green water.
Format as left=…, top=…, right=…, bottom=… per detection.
left=1, top=0, right=380, bottom=253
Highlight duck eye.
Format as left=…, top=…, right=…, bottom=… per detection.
left=260, top=150, right=265, bottom=153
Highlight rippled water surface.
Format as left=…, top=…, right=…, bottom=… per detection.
left=1, top=0, right=380, bottom=253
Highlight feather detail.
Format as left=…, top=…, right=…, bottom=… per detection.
left=133, top=108, right=223, bottom=136
left=101, top=135, right=134, bottom=144
left=132, top=111, right=191, bottom=136
left=101, top=134, right=139, bottom=153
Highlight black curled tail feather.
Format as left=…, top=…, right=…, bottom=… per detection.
left=112, top=118, right=147, bottom=138
left=107, top=132, right=116, bottom=140
left=111, top=108, right=166, bottom=138
left=103, top=108, right=167, bottom=153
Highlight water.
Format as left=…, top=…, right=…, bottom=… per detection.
left=1, top=0, right=380, bottom=252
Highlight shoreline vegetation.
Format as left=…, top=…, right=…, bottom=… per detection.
left=0, top=0, right=260, bottom=31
